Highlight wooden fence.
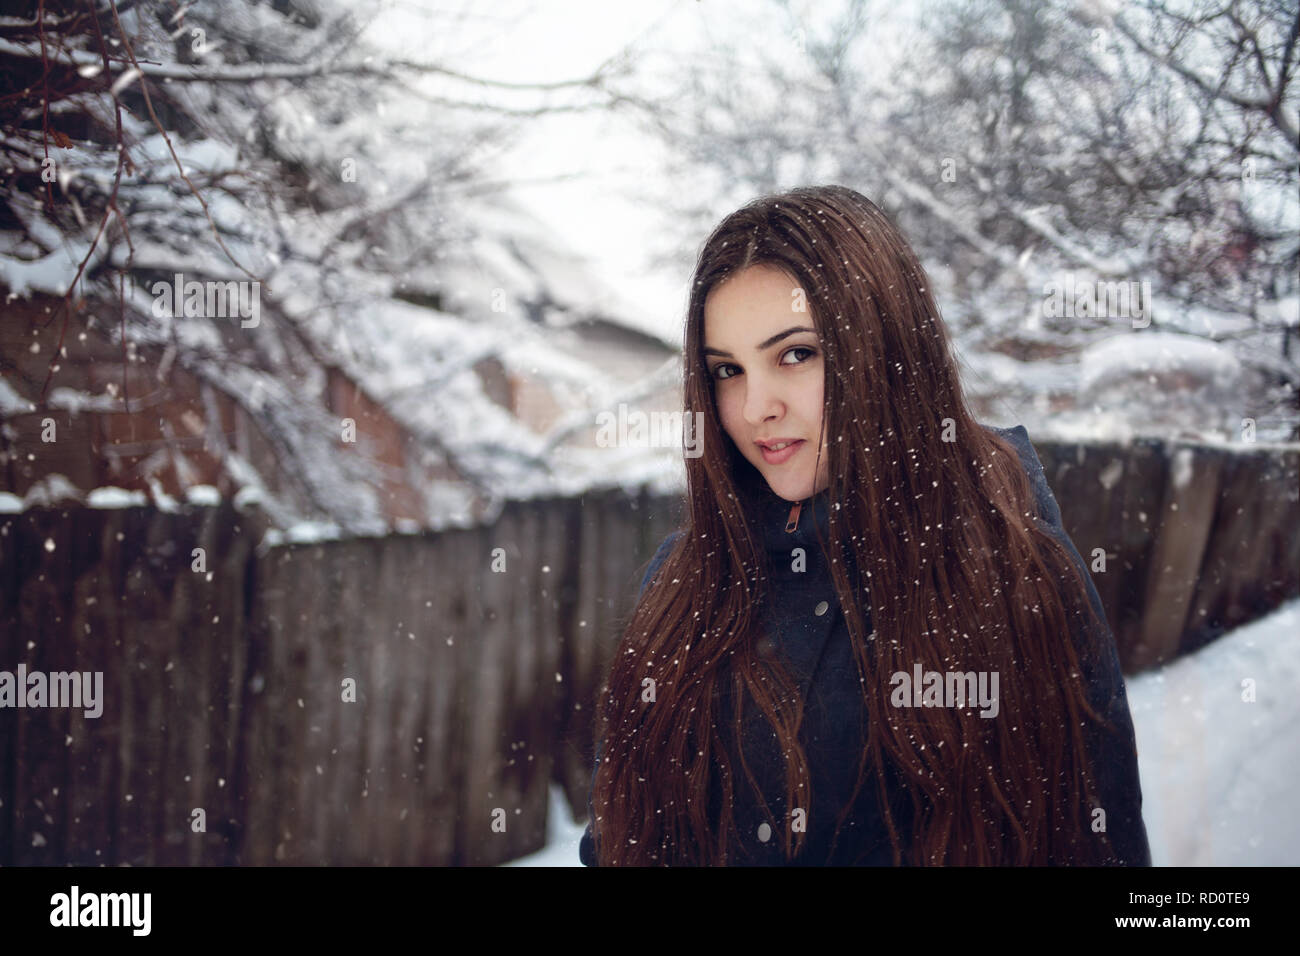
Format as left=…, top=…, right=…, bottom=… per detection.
left=0, top=435, right=1295, bottom=865
left=1030, top=436, right=1299, bottom=670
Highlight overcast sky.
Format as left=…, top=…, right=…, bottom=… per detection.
left=360, top=0, right=697, bottom=341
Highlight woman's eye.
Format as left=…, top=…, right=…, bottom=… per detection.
left=712, top=348, right=814, bottom=380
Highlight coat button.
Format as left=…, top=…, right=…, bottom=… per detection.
left=814, top=600, right=829, bottom=616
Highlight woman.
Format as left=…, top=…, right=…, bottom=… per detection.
left=580, top=185, right=1150, bottom=866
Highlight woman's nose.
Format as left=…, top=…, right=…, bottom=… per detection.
left=742, top=374, right=783, bottom=426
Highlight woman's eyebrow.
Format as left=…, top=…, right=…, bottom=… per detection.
left=703, top=326, right=816, bottom=358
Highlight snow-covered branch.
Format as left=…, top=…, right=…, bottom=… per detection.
left=0, top=37, right=626, bottom=94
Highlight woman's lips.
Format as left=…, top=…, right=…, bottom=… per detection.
left=758, top=439, right=804, bottom=465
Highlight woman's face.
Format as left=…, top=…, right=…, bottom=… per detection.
left=703, top=264, right=830, bottom=502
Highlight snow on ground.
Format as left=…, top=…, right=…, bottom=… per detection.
left=509, top=598, right=1300, bottom=866
left=503, top=781, right=590, bottom=868
left=1131, top=598, right=1300, bottom=866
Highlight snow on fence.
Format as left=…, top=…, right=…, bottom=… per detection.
left=0, top=436, right=1295, bottom=865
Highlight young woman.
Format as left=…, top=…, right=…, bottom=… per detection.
left=579, top=185, right=1151, bottom=866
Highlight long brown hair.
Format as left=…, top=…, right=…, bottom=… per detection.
left=591, top=185, right=1122, bottom=865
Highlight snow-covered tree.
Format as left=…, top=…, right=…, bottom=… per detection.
left=615, top=0, right=1299, bottom=439
left=1, top=0, right=654, bottom=528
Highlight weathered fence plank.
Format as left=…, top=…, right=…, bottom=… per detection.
left=1138, top=446, right=1226, bottom=669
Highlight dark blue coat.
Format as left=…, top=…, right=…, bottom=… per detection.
left=580, top=424, right=1151, bottom=866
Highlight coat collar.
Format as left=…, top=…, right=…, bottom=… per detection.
left=736, top=463, right=835, bottom=555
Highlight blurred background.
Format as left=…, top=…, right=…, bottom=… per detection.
left=0, top=0, right=1296, bottom=866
